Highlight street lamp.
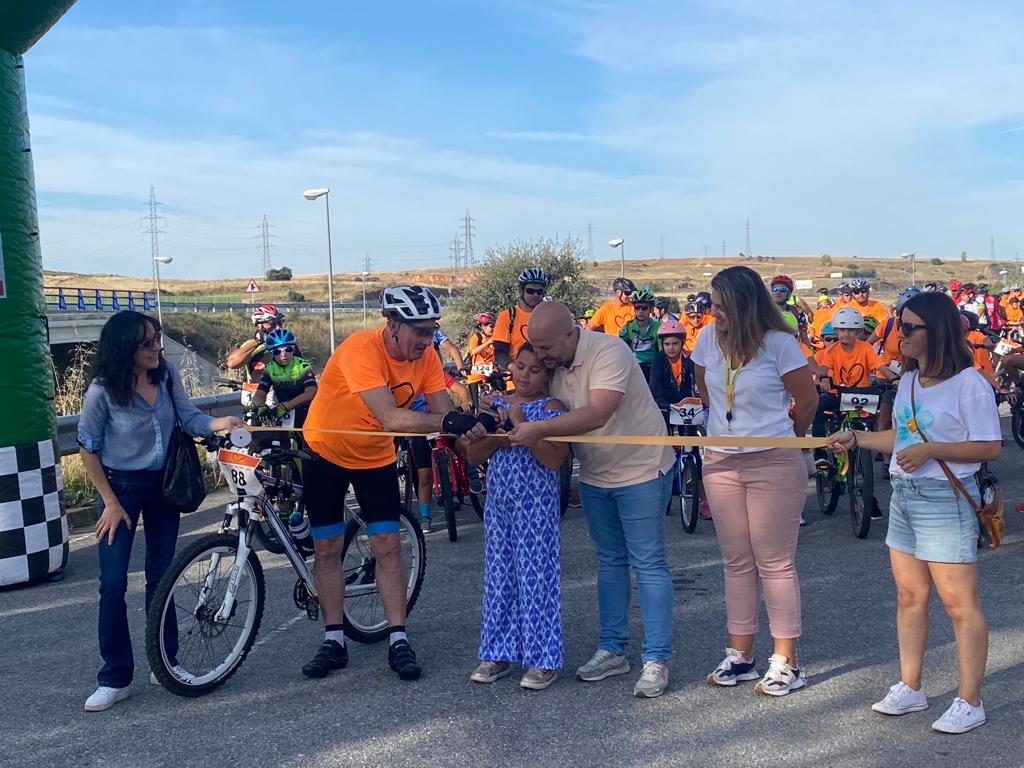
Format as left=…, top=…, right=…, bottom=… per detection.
left=609, top=238, right=625, bottom=277
left=702, top=271, right=713, bottom=291
left=901, top=252, right=915, bottom=286
left=303, top=187, right=337, bottom=350
left=153, top=255, right=172, bottom=328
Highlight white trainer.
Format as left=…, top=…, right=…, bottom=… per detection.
left=754, top=653, right=806, bottom=697
left=931, top=697, right=986, bottom=734
left=84, top=686, right=130, bottom=712
left=575, top=649, right=630, bottom=682
left=872, top=681, right=929, bottom=715
left=633, top=661, right=669, bottom=698
left=707, top=647, right=760, bottom=687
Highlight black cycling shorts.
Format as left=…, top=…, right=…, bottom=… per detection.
left=409, top=436, right=432, bottom=472
left=304, top=452, right=403, bottom=540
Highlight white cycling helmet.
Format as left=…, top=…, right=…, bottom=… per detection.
left=831, top=307, right=865, bottom=329
left=380, top=284, right=442, bottom=322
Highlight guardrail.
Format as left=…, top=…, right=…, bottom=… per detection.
left=55, top=392, right=242, bottom=457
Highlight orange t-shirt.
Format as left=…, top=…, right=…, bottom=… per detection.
left=815, top=339, right=885, bottom=388
left=849, top=298, right=889, bottom=328
left=304, top=328, right=446, bottom=469
left=669, top=356, right=683, bottom=385
left=1006, top=300, right=1023, bottom=324
left=467, top=331, right=495, bottom=367
left=967, top=330, right=995, bottom=377
left=682, top=320, right=707, bottom=353
left=877, top=318, right=902, bottom=366
left=492, top=305, right=532, bottom=356
left=590, top=300, right=635, bottom=336
left=809, top=303, right=836, bottom=337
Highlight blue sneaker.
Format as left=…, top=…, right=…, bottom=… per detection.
left=707, top=647, right=760, bottom=687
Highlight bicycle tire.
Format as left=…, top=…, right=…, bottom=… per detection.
left=341, top=509, right=426, bottom=643
left=1012, top=403, right=1024, bottom=450
left=397, top=451, right=416, bottom=514
left=679, top=458, right=699, bottom=533
left=145, top=532, right=265, bottom=698
left=435, top=451, right=458, bottom=542
left=815, top=459, right=841, bottom=516
left=847, top=447, right=873, bottom=539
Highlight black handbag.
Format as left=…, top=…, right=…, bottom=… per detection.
left=162, top=372, right=208, bottom=514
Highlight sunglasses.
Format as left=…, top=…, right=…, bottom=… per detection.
left=770, top=286, right=790, bottom=293
left=899, top=322, right=927, bottom=336
left=523, top=287, right=546, bottom=296
left=137, top=335, right=163, bottom=350
left=852, top=289, right=868, bottom=295
left=272, top=346, right=294, bottom=355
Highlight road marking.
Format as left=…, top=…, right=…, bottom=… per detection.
left=251, top=612, right=306, bottom=652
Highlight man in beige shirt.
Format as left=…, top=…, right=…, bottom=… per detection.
left=509, top=301, right=675, bottom=698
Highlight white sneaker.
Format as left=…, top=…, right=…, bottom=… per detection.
left=931, top=697, right=986, bottom=734
left=754, top=653, right=806, bottom=697
left=575, top=649, right=630, bottom=682
left=150, top=665, right=194, bottom=686
left=872, top=681, right=929, bottom=715
left=633, top=661, right=669, bottom=698
left=707, top=647, right=760, bottom=687
left=84, top=686, right=130, bottom=712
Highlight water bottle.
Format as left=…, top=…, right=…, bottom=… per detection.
left=289, top=511, right=312, bottom=551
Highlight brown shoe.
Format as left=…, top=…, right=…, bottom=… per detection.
left=520, top=668, right=558, bottom=690
left=470, top=661, right=512, bottom=683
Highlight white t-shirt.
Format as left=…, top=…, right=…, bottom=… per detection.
left=890, top=368, right=1002, bottom=480
left=690, top=326, right=808, bottom=453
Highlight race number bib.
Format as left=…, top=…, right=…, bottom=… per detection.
left=670, top=397, right=706, bottom=426
left=217, top=449, right=263, bottom=495
left=839, top=391, right=880, bottom=414
left=993, top=339, right=1020, bottom=357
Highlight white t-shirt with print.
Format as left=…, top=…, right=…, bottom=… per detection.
left=690, top=326, right=808, bottom=453
left=890, top=368, right=1002, bottom=480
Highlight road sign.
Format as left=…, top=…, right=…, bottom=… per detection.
left=245, top=279, right=261, bottom=294
left=795, top=279, right=814, bottom=291
left=829, top=272, right=844, bottom=279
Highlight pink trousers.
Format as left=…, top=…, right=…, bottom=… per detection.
left=702, top=448, right=806, bottom=638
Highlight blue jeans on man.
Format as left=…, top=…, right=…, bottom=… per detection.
left=578, top=472, right=674, bottom=662
left=96, top=469, right=180, bottom=688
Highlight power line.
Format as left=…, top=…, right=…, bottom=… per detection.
left=721, top=240, right=726, bottom=258
left=587, top=221, right=594, bottom=260
left=261, top=215, right=272, bottom=275
left=141, top=187, right=165, bottom=290
left=450, top=232, right=462, bottom=277
left=461, top=211, right=476, bottom=266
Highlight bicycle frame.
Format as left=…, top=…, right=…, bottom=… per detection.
left=430, top=437, right=471, bottom=499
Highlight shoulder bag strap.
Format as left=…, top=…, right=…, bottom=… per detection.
left=909, top=375, right=980, bottom=514
left=164, top=369, right=185, bottom=428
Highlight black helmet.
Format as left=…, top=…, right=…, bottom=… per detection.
left=694, top=291, right=711, bottom=310
left=923, top=281, right=939, bottom=292
left=654, top=296, right=670, bottom=310
left=977, top=283, right=989, bottom=293
left=517, top=267, right=549, bottom=288
left=612, top=277, right=636, bottom=294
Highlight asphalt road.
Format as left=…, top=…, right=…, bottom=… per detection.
left=3, top=425, right=1024, bottom=768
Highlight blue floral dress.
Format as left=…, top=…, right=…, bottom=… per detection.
left=479, top=395, right=565, bottom=669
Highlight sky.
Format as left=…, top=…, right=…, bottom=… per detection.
left=21, top=0, right=1024, bottom=279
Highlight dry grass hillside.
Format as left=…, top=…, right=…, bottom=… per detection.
left=44, top=255, right=1023, bottom=306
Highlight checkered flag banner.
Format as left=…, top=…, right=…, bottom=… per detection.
left=0, top=439, right=68, bottom=587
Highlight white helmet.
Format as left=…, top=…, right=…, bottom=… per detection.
left=831, top=307, right=865, bottom=329
left=380, top=284, right=442, bottom=322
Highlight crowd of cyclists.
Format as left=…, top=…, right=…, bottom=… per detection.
left=79, top=263, right=1019, bottom=735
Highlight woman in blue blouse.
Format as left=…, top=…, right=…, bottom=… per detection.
left=78, top=311, right=241, bottom=712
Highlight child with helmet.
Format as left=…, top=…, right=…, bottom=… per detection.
left=619, top=287, right=661, bottom=381
left=250, top=327, right=318, bottom=428
left=467, top=312, right=496, bottom=372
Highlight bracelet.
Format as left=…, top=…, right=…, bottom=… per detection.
left=851, top=430, right=859, bottom=448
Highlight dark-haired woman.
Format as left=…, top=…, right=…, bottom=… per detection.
left=77, top=311, right=241, bottom=711
left=691, top=266, right=818, bottom=697
left=828, top=292, right=1000, bottom=734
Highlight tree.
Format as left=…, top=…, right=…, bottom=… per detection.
left=449, top=238, right=596, bottom=341
left=266, top=266, right=293, bottom=281
left=820, top=254, right=832, bottom=267
left=960, top=251, right=968, bottom=263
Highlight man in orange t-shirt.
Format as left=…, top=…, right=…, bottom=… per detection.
left=588, top=277, right=636, bottom=336
left=847, top=279, right=888, bottom=328
left=493, top=267, right=549, bottom=369
left=300, top=285, right=488, bottom=682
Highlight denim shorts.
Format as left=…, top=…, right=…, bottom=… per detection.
left=886, top=477, right=980, bottom=563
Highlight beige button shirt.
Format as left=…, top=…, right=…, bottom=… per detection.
left=552, top=329, right=674, bottom=488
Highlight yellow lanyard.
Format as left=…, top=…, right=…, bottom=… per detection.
left=724, top=358, right=745, bottom=427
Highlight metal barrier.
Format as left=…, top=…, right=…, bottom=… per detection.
left=55, top=392, right=242, bottom=457
left=44, top=286, right=372, bottom=315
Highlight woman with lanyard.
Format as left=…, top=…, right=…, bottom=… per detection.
left=690, top=266, right=817, bottom=696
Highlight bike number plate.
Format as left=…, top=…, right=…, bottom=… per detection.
left=994, top=340, right=1019, bottom=357
left=670, top=398, right=706, bottom=426
left=840, top=392, right=880, bottom=414
left=217, top=449, right=263, bottom=495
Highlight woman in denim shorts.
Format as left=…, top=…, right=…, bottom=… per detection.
left=828, top=292, right=1001, bottom=735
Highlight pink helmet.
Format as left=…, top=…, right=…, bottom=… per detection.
left=657, top=319, right=687, bottom=338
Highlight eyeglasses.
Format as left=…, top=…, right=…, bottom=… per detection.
left=272, top=346, right=294, bottom=355
left=770, top=286, right=790, bottom=293
left=523, top=287, right=545, bottom=296
left=403, top=322, right=440, bottom=338
left=899, top=322, right=927, bottom=336
left=137, top=335, right=163, bottom=350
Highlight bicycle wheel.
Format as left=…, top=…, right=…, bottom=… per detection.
left=145, top=532, right=265, bottom=697
left=815, top=458, right=841, bottom=516
left=435, top=451, right=458, bottom=542
left=341, top=509, right=426, bottom=644
left=679, top=458, right=699, bottom=534
left=397, top=450, right=416, bottom=513
left=1012, top=402, right=1024, bottom=450
left=847, top=447, right=873, bottom=539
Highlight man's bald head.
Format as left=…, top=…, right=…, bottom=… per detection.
left=527, top=301, right=579, bottom=370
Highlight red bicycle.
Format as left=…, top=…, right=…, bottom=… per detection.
left=429, top=435, right=484, bottom=542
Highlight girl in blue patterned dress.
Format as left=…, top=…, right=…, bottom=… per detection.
left=465, top=343, right=567, bottom=690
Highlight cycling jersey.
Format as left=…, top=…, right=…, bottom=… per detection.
left=243, top=343, right=269, bottom=382
left=619, top=318, right=661, bottom=364
left=848, top=299, right=888, bottom=328
left=492, top=305, right=531, bottom=357
left=815, top=340, right=885, bottom=388
left=590, top=300, right=635, bottom=336
left=256, top=357, right=317, bottom=426
left=467, top=330, right=495, bottom=367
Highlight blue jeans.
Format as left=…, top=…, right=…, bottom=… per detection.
left=579, top=472, right=674, bottom=662
left=96, top=469, right=180, bottom=688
